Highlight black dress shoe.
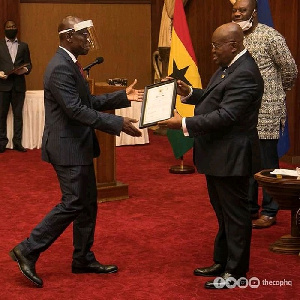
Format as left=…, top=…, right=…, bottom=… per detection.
left=204, top=272, right=246, bottom=289
left=194, top=263, right=224, bottom=277
left=13, top=144, right=27, bottom=152
left=9, top=245, right=43, bottom=287
left=0, top=147, right=5, bottom=153
left=72, top=261, right=118, bottom=274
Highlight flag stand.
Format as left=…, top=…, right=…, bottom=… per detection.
left=169, top=156, right=195, bottom=174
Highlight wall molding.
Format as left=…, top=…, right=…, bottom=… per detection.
left=20, top=0, right=151, bottom=3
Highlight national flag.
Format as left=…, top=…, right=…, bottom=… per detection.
left=256, top=0, right=290, bottom=157
left=167, top=0, right=202, bottom=159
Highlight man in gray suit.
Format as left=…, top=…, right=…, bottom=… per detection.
left=160, top=22, right=263, bottom=289
left=0, top=20, right=32, bottom=153
left=10, top=16, right=142, bottom=287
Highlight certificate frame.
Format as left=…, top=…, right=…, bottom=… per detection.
left=5, top=63, right=30, bottom=76
left=139, top=79, right=177, bottom=129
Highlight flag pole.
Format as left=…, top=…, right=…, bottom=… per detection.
left=169, top=156, right=195, bottom=174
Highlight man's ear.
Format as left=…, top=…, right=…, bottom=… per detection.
left=252, top=9, right=258, bottom=18
left=231, top=41, right=238, bottom=53
left=66, top=32, right=73, bottom=43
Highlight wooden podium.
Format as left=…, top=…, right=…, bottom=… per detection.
left=93, top=83, right=129, bottom=203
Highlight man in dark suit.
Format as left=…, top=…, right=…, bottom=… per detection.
left=9, top=16, right=142, bottom=288
left=0, top=20, right=32, bottom=153
left=159, top=22, right=263, bottom=289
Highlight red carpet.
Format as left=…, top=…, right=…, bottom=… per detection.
left=0, top=130, right=299, bottom=299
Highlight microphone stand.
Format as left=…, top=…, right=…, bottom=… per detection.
left=85, top=67, right=92, bottom=79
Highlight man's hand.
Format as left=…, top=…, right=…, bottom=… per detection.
left=14, top=67, right=28, bottom=76
left=158, top=110, right=183, bottom=130
left=126, top=79, right=144, bottom=102
left=122, top=117, right=142, bottom=137
left=164, top=77, right=191, bottom=97
left=0, top=71, right=8, bottom=80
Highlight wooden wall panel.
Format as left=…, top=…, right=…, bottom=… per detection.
left=20, top=0, right=150, bottom=3
left=151, top=0, right=164, bottom=79
left=20, top=3, right=151, bottom=90
left=0, top=0, right=20, bottom=38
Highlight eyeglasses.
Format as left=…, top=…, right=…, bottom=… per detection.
left=211, top=41, right=235, bottom=50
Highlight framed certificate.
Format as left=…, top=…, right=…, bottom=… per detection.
left=139, top=79, right=177, bottom=128
left=5, top=63, right=30, bottom=76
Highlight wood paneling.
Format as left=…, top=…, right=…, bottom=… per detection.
left=20, top=3, right=151, bottom=90
left=150, top=0, right=164, bottom=79
left=0, top=0, right=20, bottom=38
left=20, top=1, right=150, bottom=3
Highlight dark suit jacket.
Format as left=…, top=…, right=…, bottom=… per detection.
left=185, top=51, right=264, bottom=177
left=0, top=39, right=32, bottom=92
left=42, top=48, right=131, bottom=166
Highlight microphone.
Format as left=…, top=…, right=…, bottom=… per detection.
left=83, top=57, right=104, bottom=71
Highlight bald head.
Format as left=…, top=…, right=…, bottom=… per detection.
left=211, top=23, right=245, bottom=67
left=58, top=16, right=82, bottom=41
left=213, top=22, right=244, bottom=50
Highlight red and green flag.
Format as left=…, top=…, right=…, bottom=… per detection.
left=167, top=0, right=202, bottom=159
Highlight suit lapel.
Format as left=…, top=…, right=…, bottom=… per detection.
left=57, top=48, right=85, bottom=82
left=200, top=51, right=249, bottom=100
left=15, top=41, right=23, bottom=62
left=0, top=39, right=13, bottom=63
left=200, top=68, right=226, bottom=99
left=57, top=48, right=91, bottom=108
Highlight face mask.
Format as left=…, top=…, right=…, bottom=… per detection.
left=233, top=9, right=256, bottom=32
left=233, top=19, right=253, bottom=31
left=5, top=29, right=18, bottom=39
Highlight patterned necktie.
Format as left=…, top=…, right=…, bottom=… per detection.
left=75, top=61, right=85, bottom=78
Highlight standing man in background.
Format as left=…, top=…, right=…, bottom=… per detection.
left=0, top=20, right=32, bottom=153
left=232, top=0, right=298, bottom=228
left=9, top=15, right=142, bottom=288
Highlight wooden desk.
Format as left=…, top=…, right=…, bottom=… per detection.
left=254, top=169, right=300, bottom=254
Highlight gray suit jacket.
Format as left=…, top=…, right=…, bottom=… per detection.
left=42, top=48, right=130, bottom=165
left=185, top=51, right=264, bottom=177
left=0, top=39, right=32, bottom=92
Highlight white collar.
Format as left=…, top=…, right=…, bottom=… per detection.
left=228, top=49, right=247, bottom=67
left=59, top=46, right=77, bottom=63
left=5, top=37, right=18, bottom=43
